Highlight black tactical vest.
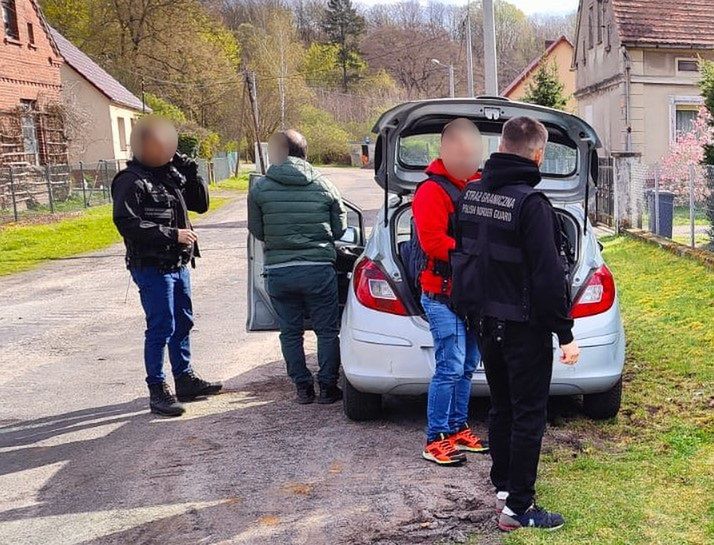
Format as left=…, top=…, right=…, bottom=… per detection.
left=450, top=183, right=548, bottom=322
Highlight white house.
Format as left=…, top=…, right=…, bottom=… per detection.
left=50, top=27, right=148, bottom=165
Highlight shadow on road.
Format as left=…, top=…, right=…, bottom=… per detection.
left=0, top=356, right=589, bottom=545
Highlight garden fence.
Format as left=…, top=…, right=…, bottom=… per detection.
left=1, top=153, right=237, bottom=224
left=622, top=159, right=712, bottom=250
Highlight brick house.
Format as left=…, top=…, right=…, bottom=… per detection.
left=0, top=0, right=66, bottom=166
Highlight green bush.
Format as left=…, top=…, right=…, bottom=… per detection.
left=298, top=105, right=351, bottom=164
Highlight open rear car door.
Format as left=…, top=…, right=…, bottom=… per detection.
left=246, top=173, right=365, bottom=332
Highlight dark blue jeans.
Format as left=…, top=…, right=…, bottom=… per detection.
left=421, top=294, right=480, bottom=441
left=130, top=266, right=194, bottom=385
left=265, top=265, right=340, bottom=386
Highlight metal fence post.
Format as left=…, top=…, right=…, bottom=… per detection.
left=44, top=164, right=55, bottom=214
left=79, top=161, right=87, bottom=207
left=8, top=165, right=18, bottom=222
left=688, top=164, right=696, bottom=248
left=654, top=165, right=660, bottom=236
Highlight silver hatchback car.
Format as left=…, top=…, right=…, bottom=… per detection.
left=248, top=98, right=626, bottom=422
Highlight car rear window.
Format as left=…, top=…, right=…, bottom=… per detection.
left=398, top=133, right=578, bottom=177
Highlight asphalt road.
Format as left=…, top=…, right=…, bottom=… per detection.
left=0, top=167, right=499, bottom=545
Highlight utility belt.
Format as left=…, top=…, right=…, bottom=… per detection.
left=126, top=255, right=190, bottom=273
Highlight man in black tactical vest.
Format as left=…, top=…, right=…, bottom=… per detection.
left=450, top=117, right=580, bottom=532
left=112, top=116, right=222, bottom=417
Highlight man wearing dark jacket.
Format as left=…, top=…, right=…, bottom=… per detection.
left=112, top=116, right=222, bottom=417
left=248, top=129, right=347, bottom=405
left=452, top=117, right=580, bottom=531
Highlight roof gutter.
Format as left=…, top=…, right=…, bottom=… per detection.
left=622, top=46, right=632, bottom=152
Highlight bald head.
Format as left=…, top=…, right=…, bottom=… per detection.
left=268, top=129, right=308, bottom=164
left=499, top=116, right=548, bottom=165
left=130, top=115, right=178, bottom=168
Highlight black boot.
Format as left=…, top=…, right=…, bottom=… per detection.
left=149, top=383, right=185, bottom=417
left=296, top=382, right=316, bottom=404
left=175, top=371, right=223, bottom=402
left=317, top=383, right=343, bottom=404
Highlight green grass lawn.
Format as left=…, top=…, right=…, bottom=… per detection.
left=216, top=171, right=250, bottom=191
left=493, top=237, right=713, bottom=545
left=0, top=196, right=228, bottom=276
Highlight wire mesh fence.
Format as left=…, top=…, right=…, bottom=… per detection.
left=0, top=161, right=119, bottom=224
left=629, top=162, right=712, bottom=250
left=0, top=153, right=238, bottom=225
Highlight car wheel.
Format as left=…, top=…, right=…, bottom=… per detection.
left=342, top=377, right=382, bottom=421
left=582, top=378, right=622, bottom=420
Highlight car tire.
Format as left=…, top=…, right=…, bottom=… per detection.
left=582, top=378, right=622, bottom=420
left=342, top=377, right=382, bottom=421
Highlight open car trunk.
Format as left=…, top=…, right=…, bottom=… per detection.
left=392, top=203, right=582, bottom=311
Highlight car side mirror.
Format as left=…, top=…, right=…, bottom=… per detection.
left=590, top=150, right=599, bottom=186
left=340, top=226, right=361, bottom=245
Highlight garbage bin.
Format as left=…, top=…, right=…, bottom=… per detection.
left=646, top=189, right=675, bottom=238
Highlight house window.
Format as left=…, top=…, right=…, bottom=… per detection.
left=117, top=117, right=128, bottom=150
left=588, top=5, right=594, bottom=49
left=596, top=1, right=603, bottom=44
left=669, top=96, right=704, bottom=143
left=606, top=23, right=612, bottom=52
left=27, top=22, right=34, bottom=45
left=676, top=58, right=699, bottom=75
left=2, top=0, right=19, bottom=41
left=20, top=100, right=39, bottom=164
left=675, top=107, right=698, bottom=138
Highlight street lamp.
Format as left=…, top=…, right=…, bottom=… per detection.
left=431, top=58, right=455, bottom=98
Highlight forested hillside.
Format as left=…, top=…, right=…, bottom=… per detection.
left=40, top=0, right=575, bottom=163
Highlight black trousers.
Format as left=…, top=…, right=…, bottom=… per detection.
left=478, top=317, right=553, bottom=514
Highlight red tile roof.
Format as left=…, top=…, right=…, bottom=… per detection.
left=502, top=36, right=573, bottom=97
left=49, top=27, right=146, bottom=111
left=611, top=0, right=714, bottom=49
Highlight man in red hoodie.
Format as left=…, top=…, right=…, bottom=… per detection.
left=413, top=118, right=489, bottom=465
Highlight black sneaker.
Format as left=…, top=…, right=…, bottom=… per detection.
left=498, top=504, right=565, bottom=532
left=296, top=382, right=316, bottom=404
left=175, top=371, right=223, bottom=402
left=317, top=383, right=343, bottom=404
left=149, top=383, right=185, bottom=417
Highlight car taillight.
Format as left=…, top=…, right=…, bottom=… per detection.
left=571, top=264, right=616, bottom=319
left=353, top=258, right=410, bottom=316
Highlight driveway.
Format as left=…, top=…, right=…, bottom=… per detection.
left=0, top=167, right=496, bottom=545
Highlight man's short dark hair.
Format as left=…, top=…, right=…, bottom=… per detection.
left=500, top=116, right=548, bottom=158
left=441, top=117, right=480, bottom=141
left=276, top=129, right=308, bottom=159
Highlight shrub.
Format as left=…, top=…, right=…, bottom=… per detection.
left=298, top=105, right=351, bottom=164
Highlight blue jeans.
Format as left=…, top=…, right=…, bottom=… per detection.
left=266, top=265, right=340, bottom=386
left=130, top=266, right=194, bottom=385
left=421, top=294, right=480, bottom=441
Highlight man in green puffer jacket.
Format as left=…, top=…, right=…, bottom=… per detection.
left=248, top=129, right=347, bottom=405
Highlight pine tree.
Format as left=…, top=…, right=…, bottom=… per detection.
left=322, top=0, right=365, bottom=91
left=522, top=59, right=568, bottom=111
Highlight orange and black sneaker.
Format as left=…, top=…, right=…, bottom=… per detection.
left=422, top=433, right=467, bottom=466
left=449, top=424, right=489, bottom=453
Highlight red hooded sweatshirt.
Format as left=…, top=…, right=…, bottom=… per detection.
left=412, top=158, right=481, bottom=296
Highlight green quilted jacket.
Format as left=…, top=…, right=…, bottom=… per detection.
left=247, top=157, right=347, bottom=266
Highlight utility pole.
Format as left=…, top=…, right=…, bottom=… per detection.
left=245, top=70, right=266, bottom=175
left=141, top=77, right=146, bottom=113
left=465, top=1, right=474, bottom=97
left=234, top=78, right=247, bottom=177
left=278, top=31, right=286, bottom=129
left=483, top=0, right=499, bottom=95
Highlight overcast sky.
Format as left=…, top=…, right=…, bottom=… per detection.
left=358, top=0, right=580, bottom=16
